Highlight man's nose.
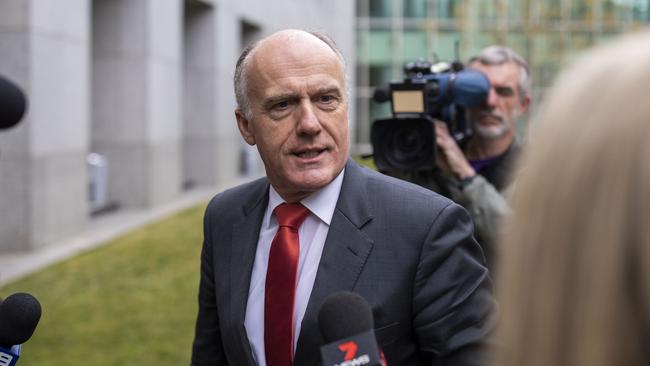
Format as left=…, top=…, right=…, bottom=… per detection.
left=296, top=100, right=322, bottom=135
left=485, top=87, right=499, bottom=108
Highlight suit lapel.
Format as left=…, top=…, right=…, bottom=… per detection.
left=294, top=160, right=375, bottom=365
left=230, top=180, right=269, bottom=366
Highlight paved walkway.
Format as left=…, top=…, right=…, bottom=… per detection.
left=0, top=181, right=244, bottom=286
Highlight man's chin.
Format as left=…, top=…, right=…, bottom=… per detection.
left=474, top=124, right=509, bottom=139
left=290, top=169, right=336, bottom=189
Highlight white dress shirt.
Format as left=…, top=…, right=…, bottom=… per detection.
left=244, top=169, right=345, bottom=366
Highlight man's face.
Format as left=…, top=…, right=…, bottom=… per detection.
left=468, top=61, right=529, bottom=140
left=235, top=32, right=350, bottom=202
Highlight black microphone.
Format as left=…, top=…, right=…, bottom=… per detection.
left=0, top=75, right=27, bottom=130
left=318, top=291, right=384, bottom=366
left=0, top=293, right=42, bottom=366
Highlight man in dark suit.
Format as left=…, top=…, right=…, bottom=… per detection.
left=191, top=29, right=495, bottom=366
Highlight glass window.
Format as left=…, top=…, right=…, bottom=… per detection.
left=436, top=0, right=461, bottom=20
left=370, top=94, right=393, bottom=121
left=543, top=0, right=562, bottom=21
left=431, top=31, right=462, bottom=62
left=603, top=0, right=643, bottom=24
left=633, top=0, right=649, bottom=21
left=369, top=0, right=392, bottom=18
left=404, top=0, right=427, bottom=18
left=401, top=31, right=430, bottom=62
left=603, top=0, right=612, bottom=22
left=507, top=0, right=525, bottom=25
left=571, top=32, right=594, bottom=51
left=369, top=65, right=393, bottom=87
left=536, top=62, right=560, bottom=89
left=506, top=33, right=530, bottom=61
left=571, top=0, right=592, bottom=21
left=357, top=30, right=370, bottom=65
left=469, top=33, right=499, bottom=55
left=478, top=0, right=499, bottom=25
left=367, top=31, right=395, bottom=65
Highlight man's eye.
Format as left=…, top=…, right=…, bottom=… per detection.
left=273, top=100, right=290, bottom=110
left=319, top=95, right=333, bottom=103
left=317, top=95, right=340, bottom=108
left=495, top=87, right=515, bottom=97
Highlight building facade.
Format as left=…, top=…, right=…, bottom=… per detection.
left=0, top=0, right=355, bottom=251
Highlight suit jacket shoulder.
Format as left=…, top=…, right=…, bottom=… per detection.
left=341, top=159, right=458, bottom=227
left=205, top=177, right=269, bottom=222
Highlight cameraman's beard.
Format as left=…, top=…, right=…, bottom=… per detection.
left=472, top=111, right=517, bottom=140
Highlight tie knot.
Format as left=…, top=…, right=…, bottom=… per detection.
left=274, top=203, right=310, bottom=230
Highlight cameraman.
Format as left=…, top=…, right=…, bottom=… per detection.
left=433, top=46, right=530, bottom=269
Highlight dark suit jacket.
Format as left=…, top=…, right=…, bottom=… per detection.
left=191, top=159, right=495, bottom=366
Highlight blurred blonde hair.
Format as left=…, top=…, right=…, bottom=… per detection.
left=495, top=30, right=650, bottom=366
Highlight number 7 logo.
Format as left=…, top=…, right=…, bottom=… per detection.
left=338, top=341, right=358, bottom=361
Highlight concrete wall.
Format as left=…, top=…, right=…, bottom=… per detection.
left=0, top=0, right=90, bottom=251
left=183, top=1, right=217, bottom=187
left=92, top=0, right=182, bottom=208
left=0, top=0, right=355, bottom=252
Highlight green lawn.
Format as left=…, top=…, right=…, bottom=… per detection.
left=0, top=203, right=207, bottom=366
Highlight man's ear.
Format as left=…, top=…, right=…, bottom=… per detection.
left=519, top=95, right=531, bottom=114
left=235, top=109, right=256, bottom=146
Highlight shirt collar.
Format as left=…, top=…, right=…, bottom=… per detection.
left=268, top=169, right=345, bottom=226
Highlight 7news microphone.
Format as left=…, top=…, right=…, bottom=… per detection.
left=318, top=291, right=385, bottom=366
left=0, top=75, right=27, bottom=131
left=0, top=293, right=42, bottom=366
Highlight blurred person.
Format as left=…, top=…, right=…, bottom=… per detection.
left=190, top=29, right=495, bottom=366
left=432, top=46, right=531, bottom=269
left=494, top=30, right=650, bottom=366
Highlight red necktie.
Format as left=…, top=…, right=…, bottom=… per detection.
left=265, top=203, right=310, bottom=366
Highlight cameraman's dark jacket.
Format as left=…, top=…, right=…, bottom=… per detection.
left=386, top=141, right=520, bottom=270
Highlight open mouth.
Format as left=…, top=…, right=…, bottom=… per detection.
left=479, top=113, right=503, bottom=125
left=294, top=149, right=326, bottom=159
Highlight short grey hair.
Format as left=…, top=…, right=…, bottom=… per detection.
left=233, top=30, right=347, bottom=120
left=469, top=45, right=531, bottom=102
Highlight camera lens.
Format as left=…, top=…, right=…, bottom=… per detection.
left=371, top=117, right=436, bottom=172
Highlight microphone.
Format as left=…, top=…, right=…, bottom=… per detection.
left=318, top=291, right=384, bottom=366
left=0, top=75, right=28, bottom=130
left=0, top=293, right=42, bottom=366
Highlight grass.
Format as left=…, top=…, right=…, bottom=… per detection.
left=0, top=202, right=207, bottom=366
left=353, top=154, right=377, bottom=170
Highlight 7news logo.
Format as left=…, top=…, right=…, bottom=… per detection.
left=0, top=349, right=17, bottom=366
left=334, top=341, right=371, bottom=366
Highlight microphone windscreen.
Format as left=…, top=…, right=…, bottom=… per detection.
left=318, top=291, right=374, bottom=343
left=0, top=75, right=27, bottom=130
left=0, top=293, right=42, bottom=347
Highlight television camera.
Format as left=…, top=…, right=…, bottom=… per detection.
left=371, top=60, right=490, bottom=172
